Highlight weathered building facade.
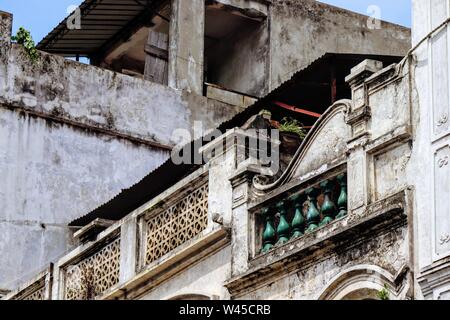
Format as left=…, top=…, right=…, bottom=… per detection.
left=6, top=0, right=450, bottom=301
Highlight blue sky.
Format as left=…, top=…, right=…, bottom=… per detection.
left=0, top=0, right=411, bottom=43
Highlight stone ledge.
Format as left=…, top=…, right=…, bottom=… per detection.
left=101, top=226, right=230, bottom=300
left=5, top=265, right=52, bottom=300
left=1, top=44, right=242, bottom=150
left=417, top=257, right=450, bottom=298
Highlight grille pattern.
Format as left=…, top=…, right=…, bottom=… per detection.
left=64, top=237, right=121, bottom=300
left=144, top=183, right=209, bottom=266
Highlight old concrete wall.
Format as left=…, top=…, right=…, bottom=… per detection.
left=0, top=45, right=240, bottom=148
left=236, top=225, right=409, bottom=300
left=0, top=24, right=242, bottom=290
left=169, top=0, right=205, bottom=95
left=410, top=0, right=450, bottom=300
left=0, top=108, right=169, bottom=291
left=207, top=19, right=269, bottom=97
left=269, top=0, right=411, bottom=89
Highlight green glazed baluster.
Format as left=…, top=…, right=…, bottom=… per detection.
left=291, top=194, right=305, bottom=238
left=262, top=207, right=276, bottom=253
left=305, top=188, right=320, bottom=233
left=276, top=201, right=290, bottom=245
left=319, top=179, right=337, bottom=227
left=336, top=174, right=348, bottom=219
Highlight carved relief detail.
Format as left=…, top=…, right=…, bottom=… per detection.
left=440, top=234, right=450, bottom=245
left=438, top=156, right=449, bottom=168
left=436, top=114, right=448, bottom=128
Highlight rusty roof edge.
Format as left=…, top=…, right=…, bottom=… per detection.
left=36, top=0, right=154, bottom=54
left=36, top=0, right=98, bottom=49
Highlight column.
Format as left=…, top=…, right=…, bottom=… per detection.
left=168, top=0, right=204, bottom=95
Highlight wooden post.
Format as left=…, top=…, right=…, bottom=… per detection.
left=330, top=65, right=337, bottom=104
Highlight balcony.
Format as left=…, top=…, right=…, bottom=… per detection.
left=140, top=180, right=209, bottom=268
left=62, top=235, right=121, bottom=300
left=6, top=169, right=228, bottom=300
left=6, top=267, right=52, bottom=301
left=257, top=172, right=348, bottom=256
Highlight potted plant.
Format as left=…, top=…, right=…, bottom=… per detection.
left=278, top=117, right=306, bottom=154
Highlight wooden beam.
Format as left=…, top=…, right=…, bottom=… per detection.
left=273, top=101, right=322, bottom=118
left=330, top=65, right=337, bottom=104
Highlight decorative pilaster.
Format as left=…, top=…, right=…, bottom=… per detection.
left=230, top=167, right=262, bottom=276
left=305, top=188, right=320, bottom=233
left=319, top=180, right=337, bottom=226
left=345, top=59, right=380, bottom=213
left=119, top=216, right=138, bottom=284
left=291, top=194, right=306, bottom=238
left=345, top=59, right=382, bottom=139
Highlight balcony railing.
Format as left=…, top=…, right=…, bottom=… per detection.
left=11, top=283, right=46, bottom=301
left=6, top=266, right=52, bottom=301
left=63, top=236, right=121, bottom=300
left=142, top=181, right=209, bottom=267
left=259, top=172, right=348, bottom=254
left=6, top=171, right=220, bottom=300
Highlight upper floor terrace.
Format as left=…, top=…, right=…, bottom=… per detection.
left=34, top=0, right=411, bottom=104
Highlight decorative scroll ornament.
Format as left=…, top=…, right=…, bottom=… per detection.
left=440, top=234, right=450, bottom=245
left=438, top=156, right=449, bottom=168
left=437, top=114, right=449, bottom=127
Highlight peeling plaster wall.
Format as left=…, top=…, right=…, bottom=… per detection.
left=0, top=108, right=169, bottom=290
left=0, top=41, right=242, bottom=290
left=236, top=225, right=409, bottom=300
left=0, top=45, right=241, bottom=147
left=207, top=19, right=269, bottom=97
left=269, top=0, right=411, bottom=89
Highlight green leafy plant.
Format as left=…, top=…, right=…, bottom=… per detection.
left=279, top=117, right=307, bottom=139
left=377, top=284, right=390, bottom=300
left=11, top=27, right=39, bottom=63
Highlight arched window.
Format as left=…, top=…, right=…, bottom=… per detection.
left=317, top=265, right=408, bottom=300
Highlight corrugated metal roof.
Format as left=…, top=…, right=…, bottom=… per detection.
left=37, top=0, right=165, bottom=57
left=69, top=53, right=403, bottom=227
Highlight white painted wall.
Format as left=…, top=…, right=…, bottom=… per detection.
left=0, top=108, right=169, bottom=290
left=139, top=247, right=231, bottom=300
left=411, top=0, right=450, bottom=299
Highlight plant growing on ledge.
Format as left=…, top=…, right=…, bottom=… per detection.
left=279, top=117, right=307, bottom=139
left=11, top=27, right=39, bottom=63
left=377, top=284, right=390, bottom=300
